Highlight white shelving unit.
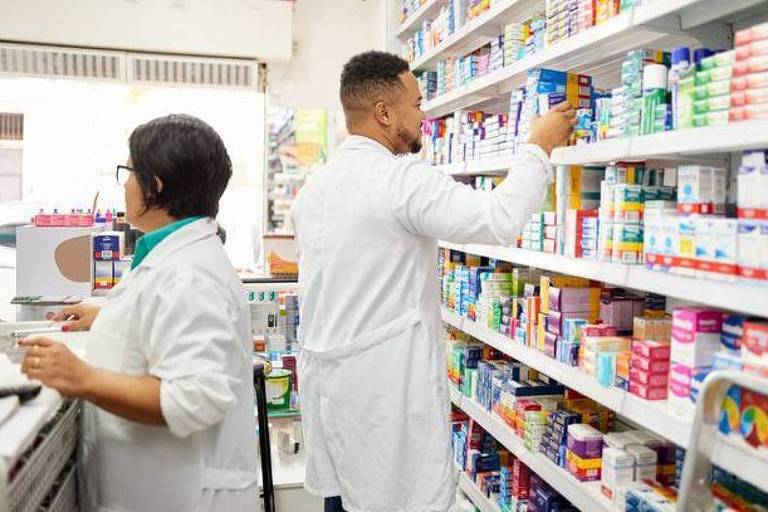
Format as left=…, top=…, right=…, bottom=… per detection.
left=456, top=472, right=502, bottom=512
left=443, top=308, right=768, bottom=493
left=388, top=0, right=768, bottom=505
left=451, top=383, right=612, bottom=511
left=415, top=0, right=755, bottom=117
left=440, top=242, right=768, bottom=317
left=410, top=0, right=541, bottom=72
left=551, top=120, right=768, bottom=165
left=397, top=0, right=442, bottom=37
left=435, top=157, right=511, bottom=176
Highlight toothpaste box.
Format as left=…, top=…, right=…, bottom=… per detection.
left=671, top=307, right=723, bottom=368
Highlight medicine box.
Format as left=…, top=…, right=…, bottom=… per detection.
left=632, top=340, right=670, bottom=360
left=742, top=321, right=768, bottom=374
left=630, top=355, right=670, bottom=374
left=625, top=445, right=657, bottom=482
left=566, top=423, right=603, bottom=459
left=629, top=367, right=669, bottom=387
left=671, top=307, right=723, bottom=368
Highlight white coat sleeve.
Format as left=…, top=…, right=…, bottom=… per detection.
left=139, top=271, right=244, bottom=438
left=390, top=144, right=553, bottom=245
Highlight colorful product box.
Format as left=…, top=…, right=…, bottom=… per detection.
left=632, top=340, right=671, bottom=360
left=742, top=321, right=768, bottom=376
left=671, top=307, right=723, bottom=368
left=548, top=286, right=601, bottom=313
left=630, top=355, right=670, bottom=374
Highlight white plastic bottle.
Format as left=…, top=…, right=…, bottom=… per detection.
left=669, top=46, right=691, bottom=131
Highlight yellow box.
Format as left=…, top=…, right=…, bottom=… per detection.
left=566, top=449, right=603, bottom=470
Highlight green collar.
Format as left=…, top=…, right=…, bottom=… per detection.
left=131, top=217, right=203, bottom=270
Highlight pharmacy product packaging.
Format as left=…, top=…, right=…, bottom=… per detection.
left=566, top=423, right=603, bottom=459
left=632, top=339, right=671, bottom=360
left=625, top=445, right=658, bottom=482
left=742, top=321, right=768, bottom=376
left=670, top=307, right=723, bottom=368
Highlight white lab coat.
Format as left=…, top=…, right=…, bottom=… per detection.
left=290, top=135, right=551, bottom=512
left=79, top=218, right=260, bottom=512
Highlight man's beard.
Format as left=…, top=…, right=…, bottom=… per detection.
left=397, top=125, right=422, bottom=155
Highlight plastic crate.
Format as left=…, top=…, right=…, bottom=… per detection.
left=9, top=400, right=78, bottom=512
left=39, top=460, right=77, bottom=512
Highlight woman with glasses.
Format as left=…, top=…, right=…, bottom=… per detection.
left=20, top=114, right=259, bottom=511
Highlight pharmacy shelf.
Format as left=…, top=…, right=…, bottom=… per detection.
left=443, top=308, right=693, bottom=446
left=411, top=0, right=540, bottom=72
left=450, top=383, right=612, bottom=511
left=444, top=309, right=768, bottom=493
left=457, top=472, right=502, bottom=512
left=396, top=0, right=441, bottom=37
left=433, top=157, right=511, bottom=176
left=710, top=435, right=768, bottom=493
left=439, top=242, right=768, bottom=317
left=551, top=120, right=768, bottom=165
left=418, top=0, right=744, bottom=117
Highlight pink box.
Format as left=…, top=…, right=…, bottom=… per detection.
left=731, top=106, right=747, bottom=121
left=630, top=355, right=670, bottom=374
left=629, top=368, right=669, bottom=387
left=629, top=382, right=668, bottom=400
left=732, top=90, right=747, bottom=107
left=671, top=307, right=723, bottom=368
left=583, top=324, right=619, bottom=337
left=632, top=340, right=671, bottom=361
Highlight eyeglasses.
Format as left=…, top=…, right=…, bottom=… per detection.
left=116, top=165, right=134, bottom=186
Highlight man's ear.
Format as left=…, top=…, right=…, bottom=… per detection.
left=374, top=101, right=391, bottom=127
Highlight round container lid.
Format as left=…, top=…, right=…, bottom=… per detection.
left=267, top=368, right=292, bottom=379
left=643, top=63, right=669, bottom=91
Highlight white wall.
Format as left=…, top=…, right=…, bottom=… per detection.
left=0, top=0, right=292, bottom=61
left=267, top=0, right=388, bottom=110
left=0, top=76, right=265, bottom=269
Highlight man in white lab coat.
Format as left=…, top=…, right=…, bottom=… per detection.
left=291, top=51, right=575, bottom=512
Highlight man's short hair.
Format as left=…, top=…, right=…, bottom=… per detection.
left=340, top=51, right=411, bottom=116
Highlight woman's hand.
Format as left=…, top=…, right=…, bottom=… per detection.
left=19, top=337, right=94, bottom=397
left=50, top=303, right=101, bottom=332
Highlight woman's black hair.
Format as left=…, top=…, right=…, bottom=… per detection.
left=128, top=114, right=232, bottom=218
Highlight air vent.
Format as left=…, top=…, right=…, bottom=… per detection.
left=0, top=43, right=124, bottom=81
left=127, top=54, right=258, bottom=89
left=0, top=113, right=23, bottom=140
